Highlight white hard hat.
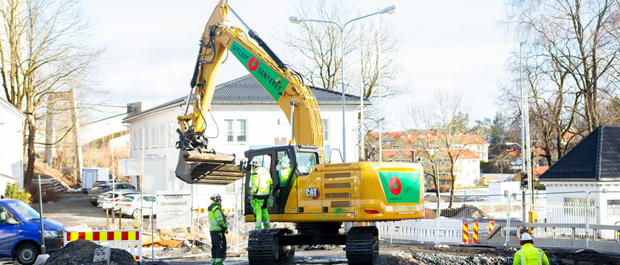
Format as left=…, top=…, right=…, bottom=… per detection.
left=520, top=232, right=532, bottom=241
left=250, top=157, right=262, bottom=167
left=210, top=194, right=222, bottom=201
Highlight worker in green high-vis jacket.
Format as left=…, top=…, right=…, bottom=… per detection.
left=208, top=194, right=228, bottom=265
left=249, top=157, right=272, bottom=230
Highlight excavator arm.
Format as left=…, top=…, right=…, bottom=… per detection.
left=175, top=0, right=324, bottom=185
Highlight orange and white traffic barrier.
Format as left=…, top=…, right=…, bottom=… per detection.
left=489, top=221, right=495, bottom=233
left=64, top=229, right=142, bottom=261
left=473, top=222, right=479, bottom=244
left=463, top=223, right=469, bottom=244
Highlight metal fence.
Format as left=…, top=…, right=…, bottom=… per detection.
left=378, top=191, right=620, bottom=253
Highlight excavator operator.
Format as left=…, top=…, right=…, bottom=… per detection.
left=249, top=157, right=272, bottom=230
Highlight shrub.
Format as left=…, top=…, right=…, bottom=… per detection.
left=4, top=183, right=32, bottom=204
left=439, top=185, right=451, bottom=192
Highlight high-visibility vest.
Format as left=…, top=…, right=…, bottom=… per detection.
left=514, top=243, right=549, bottom=265
left=208, top=201, right=227, bottom=231
left=251, top=167, right=272, bottom=196
left=279, top=167, right=292, bottom=187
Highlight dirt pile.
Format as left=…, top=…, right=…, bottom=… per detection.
left=45, top=239, right=136, bottom=265
left=440, top=205, right=489, bottom=219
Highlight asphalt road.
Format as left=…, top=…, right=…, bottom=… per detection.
left=32, top=193, right=147, bottom=230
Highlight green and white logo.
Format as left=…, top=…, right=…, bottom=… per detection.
left=230, top=41, right=289, bottom=101
left=379, top=171, right=421, bottom=204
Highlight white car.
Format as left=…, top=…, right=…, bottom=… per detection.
left=100, top=190, right=141, bottom=211
left=118, top=194, right=157, bottom=219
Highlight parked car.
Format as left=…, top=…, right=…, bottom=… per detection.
left=118, top=194, right=157, bottom=219
left=92, top=180, right=122, bottom=189
left=88, top=183, right=136, bottom=206
left=0, top=199, right=64, bottom=265
left=101, top=190, right=141, bottom=211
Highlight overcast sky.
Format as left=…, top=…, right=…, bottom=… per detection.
left=82, top=0, right=516, bottom=131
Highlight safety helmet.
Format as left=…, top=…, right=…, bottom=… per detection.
left=250, top=157, right=262, bottom=167
left=520, top=232, right=532, bottom=241
left=210, top=194, right=222, bottom=201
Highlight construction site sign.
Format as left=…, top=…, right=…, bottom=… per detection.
left=156, top=191, right=191, bottom=229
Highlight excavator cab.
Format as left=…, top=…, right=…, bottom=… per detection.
left=243, top=145, right=319, bottom=215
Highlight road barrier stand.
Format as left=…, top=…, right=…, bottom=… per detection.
left=473, top=222, right=479, bottom=244
left=463, top=223, right=469, bottom=244
left=64, top=229, right=142, bottom=261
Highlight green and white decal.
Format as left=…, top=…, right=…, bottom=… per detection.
left=230, top=41, right=289, bottom=101
left=379, top=171, right=421, bottom=204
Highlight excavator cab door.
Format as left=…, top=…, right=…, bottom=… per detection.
left=243, top=146, right=300, bottom=216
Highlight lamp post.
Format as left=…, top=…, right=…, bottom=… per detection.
left=506, top=140, right=527, bottom=225
left=289, top=4, right=397, bottom=162
left=518, top=40, right=534, bottom=224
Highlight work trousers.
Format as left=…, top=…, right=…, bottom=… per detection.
left=251, top=197, right=270, bottom=229
left=210, top=231, right=226, bottom=264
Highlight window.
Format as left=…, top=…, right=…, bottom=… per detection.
left=225, top=119, right=247, bottom=142
left=152, top=126, right=159, bottom=148
left=608, top=200, right=620, bottom=216
left=160, top=125, right=166, bottom=148
left=296, top=152, right=317, bottom=175
left=133, top=129, right=138, bottom=150
left=237, top=119, right=246, bottom=142
left=169, top=123, right=176, bottom=147
left=322, top=119, right=329, bottom=142
left=225, top=119, right=234, bottom=142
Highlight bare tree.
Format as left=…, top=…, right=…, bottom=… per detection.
left=504, top=0, right=620, bottom=134
left=283, top=0, right=407, bottom=99
left=0, top=0, right=103, bottom=184
left=402, top=89, right=486, bottom=208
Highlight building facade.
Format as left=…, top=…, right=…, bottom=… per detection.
left=0, top=98, right=25, bottom=195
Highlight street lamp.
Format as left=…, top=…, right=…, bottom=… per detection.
left=289, top=5, right=397, bottom=162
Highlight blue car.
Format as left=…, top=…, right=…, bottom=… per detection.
left=0, top=199, right=64, bottom=265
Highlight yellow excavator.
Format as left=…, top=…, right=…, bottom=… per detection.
left=174, top=1, right=424, bottom=264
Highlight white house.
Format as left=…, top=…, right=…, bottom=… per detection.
left=539, top=126, right=620, bottom=239
left=121, top=75, right=362, bottom=209
left=0, top=98, right=25, bottom=195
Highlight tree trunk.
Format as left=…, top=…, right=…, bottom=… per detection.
left=448, top=175, right=456, bottom=209
left=24, top=112, right=37, bottom=185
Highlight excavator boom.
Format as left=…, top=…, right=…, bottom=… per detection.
left=175, top=0, right=323, bottom=185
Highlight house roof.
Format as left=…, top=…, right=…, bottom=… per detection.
left=539, top=125, right=620, bottom=181
left=124, top=75, right=365, bottom=122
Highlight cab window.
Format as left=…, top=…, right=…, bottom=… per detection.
left=296, top=152, right=317, bottom=175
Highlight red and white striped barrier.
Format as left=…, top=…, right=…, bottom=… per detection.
left=489, top=221, right=495, bottom=234
left=64, top=229, right=142, bottom=261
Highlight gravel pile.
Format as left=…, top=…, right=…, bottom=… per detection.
left=409, top=252, right=512, bottom=265
left=45, top=239, right=137, bottom=265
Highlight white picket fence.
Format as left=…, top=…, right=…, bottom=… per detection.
left=378, top=219, right=463, bottom=244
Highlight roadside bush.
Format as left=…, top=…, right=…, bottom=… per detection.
left=439, top=185, right=451, bottom=192
left=4, top=183, right=32, bottom=204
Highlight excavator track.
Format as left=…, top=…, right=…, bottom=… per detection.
left=345, top=226, right=379, bottom=265
left=248, top=228, right=295, bottom=265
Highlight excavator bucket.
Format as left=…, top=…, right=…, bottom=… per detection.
left=175, top=149, right=243, bottom=185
